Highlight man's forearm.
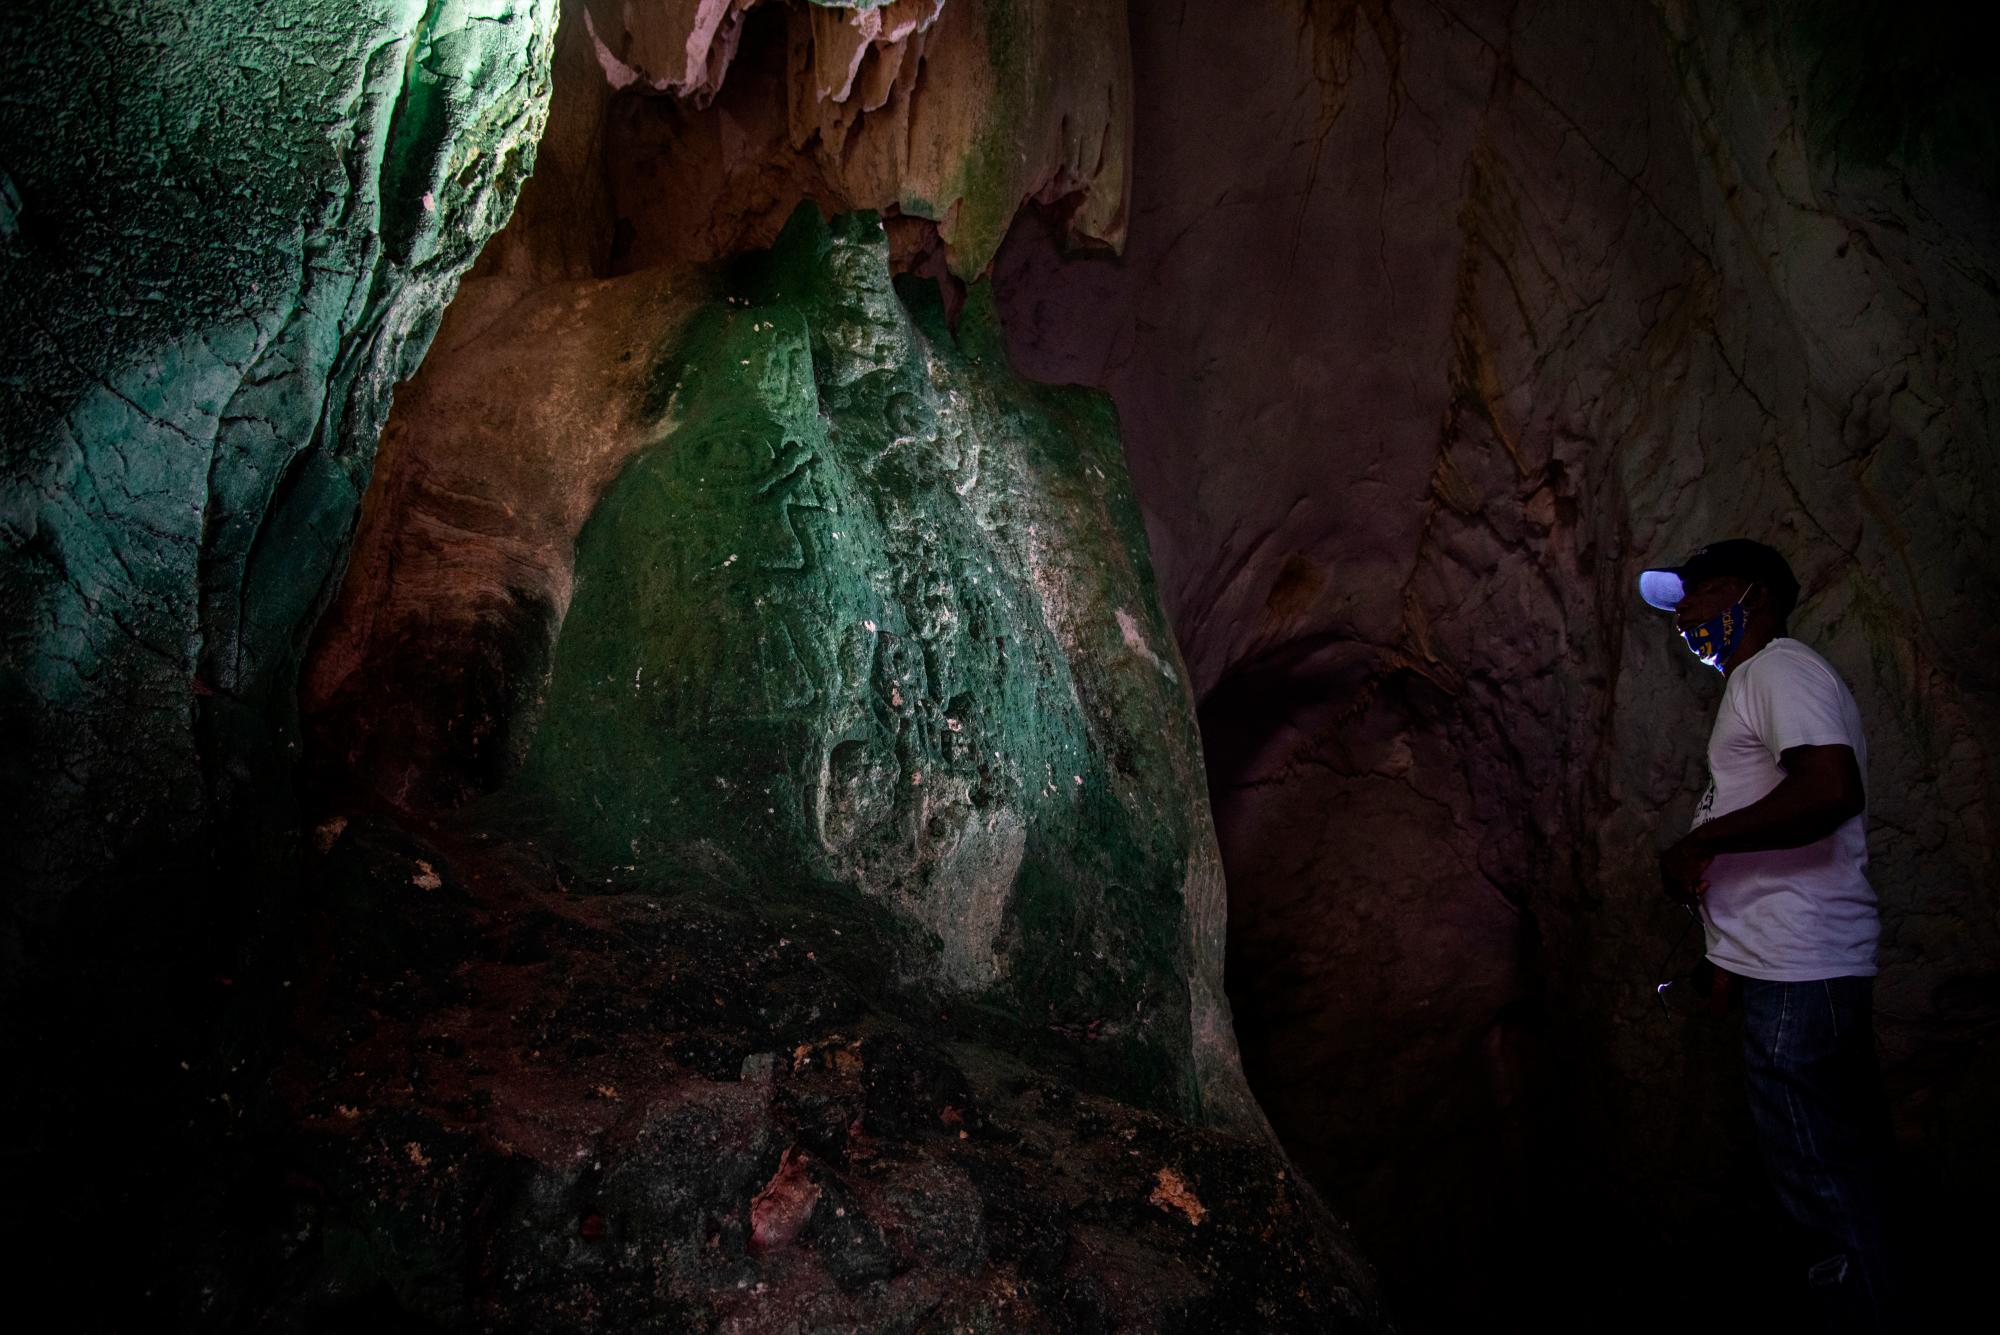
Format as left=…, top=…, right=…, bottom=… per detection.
left=1686, top=774, right=1858, bottom=856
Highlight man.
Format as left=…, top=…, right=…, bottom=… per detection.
left=1641, top=538, right=1895, bottom=1331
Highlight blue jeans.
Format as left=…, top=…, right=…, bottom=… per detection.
left=1738, top=975, right=1897, bottom=1331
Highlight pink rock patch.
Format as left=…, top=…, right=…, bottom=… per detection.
left=749, top=1146, right=821, bottom=1253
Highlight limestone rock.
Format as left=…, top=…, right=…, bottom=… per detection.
left=0, top=0, right=560, bottom=923
left=994, top=0, right=2000, bottom=1323
left=305, top=195, right=1250, bottom=1128
left=301, top=265, right=703, bottom=808
left=519, top=206, right=1249, bottom=1125
left=587, top=0, right=1130, bottom=276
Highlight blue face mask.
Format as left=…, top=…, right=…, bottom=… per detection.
left=1680, top=585, right=1753, bottom=671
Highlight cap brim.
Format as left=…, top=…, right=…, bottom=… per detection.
left=1638, top=569, right=1685, bottom=610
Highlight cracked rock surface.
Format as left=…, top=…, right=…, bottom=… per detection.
left=0, top=0, right=559, bottom=930
left=308, top=186, right=1265, bottom=1129
left=515, top=206, right=1251, bottom=1126
left=503, top=0, right=1128, bottom=281
left=995, top=0, right=1999, bottom=1326
left=276, top=196, right=1387, bottom=1329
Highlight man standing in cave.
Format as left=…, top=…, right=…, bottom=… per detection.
left=1642, top=539, right=1897, bottom=1331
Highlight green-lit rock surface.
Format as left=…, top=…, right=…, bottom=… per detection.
left=0, top=0, right=558, bottom=921
left=0, top=2, right=556, bottom=1317
left=520, top=207, right=1247, bottom=1124
left=248, top=203, right=1378, bottom=1328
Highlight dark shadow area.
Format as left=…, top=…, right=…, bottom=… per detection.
left=1197, top=641, right=1994, bottom=1331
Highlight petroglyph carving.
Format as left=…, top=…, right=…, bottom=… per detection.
left=526, top=213, right=1213, bottom=1099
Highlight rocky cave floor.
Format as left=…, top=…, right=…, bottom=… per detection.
left=26, top=804, right=1385, bottom=1334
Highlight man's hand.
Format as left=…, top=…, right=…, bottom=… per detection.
left=1659, top=836, right=1714, bottom=905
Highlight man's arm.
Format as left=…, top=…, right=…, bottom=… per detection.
left=1659, top=744, right=1866, bottom=901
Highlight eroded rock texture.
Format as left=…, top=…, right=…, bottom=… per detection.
left=0, top=0, right=559, bottom=925
left=307, top=0, right=1132, bottom=827
left=493, top=0, right=1128, bottom=279
left=304, top=0, right=1255, bottom=1125
left=505, top=207, right=1241, bottom=1119
left=272, top=131, right=1390, bottom=1335
left=994, top=0, right=1999, bottom=1326
left=280, top=2, right=1379, bottom=1326
left=0, top=0, right=560, bottom=1320
left=301, top=259, right=695, bottom=809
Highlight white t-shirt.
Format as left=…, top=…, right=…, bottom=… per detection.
left=1692, top=637, right=1878, bottom=980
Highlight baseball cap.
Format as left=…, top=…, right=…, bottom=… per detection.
left=1637, top=539, right=1800, bottom=612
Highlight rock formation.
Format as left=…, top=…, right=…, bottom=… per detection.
left=4, top=0, right=1996, bottom=1330
left=0, top=0, right=560, bottom=926
left=3, top=2, right=1382, bottom=1328
left=301, top=0, right=1253, bottom=1130
left=518, top=211, right=1244, bottom=1115
left=994, top=0, right=1999, bottom=1325
left=306, top=0, right=1132, bottom=822
left=478, top=0, right=1127, bottom=282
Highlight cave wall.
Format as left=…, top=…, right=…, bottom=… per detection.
left=298, top=0, right=1275, bottom=1132
left=0, top=0, right=562, bottom=1315
left=993, top=0, right=1999, bottom=1321
left=7, top=0, right=1995, bottom=1325
left=517, top=208, right=1251, bottom=1121
left=304, top=0, right=1133, bottom=807
left=0, top=0, right=560, bottom=940
left=0, top=3, right=1398, bottom=1325
left=261, top=210, right=1383, bottom=1331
